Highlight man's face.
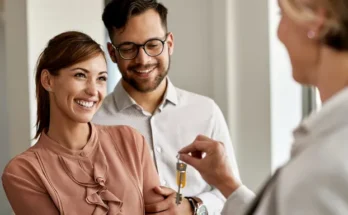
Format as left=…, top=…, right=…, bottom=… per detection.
left=108, top=9, right=174, bottom=93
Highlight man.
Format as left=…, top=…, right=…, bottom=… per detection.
left=93, top=0, right=252, bottom=214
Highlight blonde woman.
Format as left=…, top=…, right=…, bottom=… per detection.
left=178, top=0, right=348, bottom=214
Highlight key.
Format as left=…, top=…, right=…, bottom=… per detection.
left=176, top=154, right=187, bottom=205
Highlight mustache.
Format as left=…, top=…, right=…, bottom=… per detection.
left=128, top=63, right=158, bottom=71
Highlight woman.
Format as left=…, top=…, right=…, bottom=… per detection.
left=178, top=0, right=348, bottom=214
left=2, top=31, right=164, bottom=215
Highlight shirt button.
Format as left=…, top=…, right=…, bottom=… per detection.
left=156, top=146, right=162, bottom=153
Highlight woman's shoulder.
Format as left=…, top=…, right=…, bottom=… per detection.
left=95, top=124, right=144, bottom=143
left=93, top=123, right=146, bottom=158
left=2, top=145, right=42, bottom=181
left=95, top=123, right=140, bottom=135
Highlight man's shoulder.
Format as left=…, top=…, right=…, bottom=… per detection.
left=93, top=92, right=120, bottom=124
left=97, top=92, right=117, bottom=115
left=176, top=87, right=216, bottom=108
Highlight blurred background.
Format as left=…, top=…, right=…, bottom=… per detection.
left=0, top=0, right=321, bottom=213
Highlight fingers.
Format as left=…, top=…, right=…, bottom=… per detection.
left=195, top=134, right=211, bottom=141
left=145, top=191, right=176, bottom=213
left=178, top=141, right=209, bottom=154
left=179, top=139, right=220, bottom=154
left=191, top=150, right=203, bottom=159
left=153, top=186, right=176, bottom=197
left=179, top=154, right=202, bottom=170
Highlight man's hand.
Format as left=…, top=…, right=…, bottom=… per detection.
left=179, top=135, right=241, bottom=198
left=145, top=186, right=193, bottom=215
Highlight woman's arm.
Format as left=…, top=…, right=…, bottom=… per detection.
left=2, top=170, right=60, bottom=215
left=138, top=134, right=165, bottom=204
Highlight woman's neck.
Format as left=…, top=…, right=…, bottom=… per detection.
left=316, top=47, right=348, bottom=103
left=47, top=115, right=90, bottom=151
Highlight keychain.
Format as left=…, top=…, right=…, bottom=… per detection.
left=175, top=154, right=187, bottom=205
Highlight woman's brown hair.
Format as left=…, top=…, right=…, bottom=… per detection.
left=34, top=31, right=105, bottom=139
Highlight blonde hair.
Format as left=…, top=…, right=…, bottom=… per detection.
left=280, top=0, right=348, bottom=50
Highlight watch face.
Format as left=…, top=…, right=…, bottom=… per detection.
left=197, top=205, right=208, bottom=215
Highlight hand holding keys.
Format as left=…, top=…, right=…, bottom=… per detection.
left=176, top=154, right=187, bottom=205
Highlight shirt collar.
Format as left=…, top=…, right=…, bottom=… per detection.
left=113, top=81, right=137, bottom=111
left=291, top=87, right=348, bottom=156
left=37, top=123, right=98, bottom=158
left=163, top=78, right=178, bottom=106
left=112, top=77, right=178, bottom=112
left=297, top=87, right=348, bottom=134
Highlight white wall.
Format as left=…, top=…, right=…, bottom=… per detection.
left=159, top=0, right=215, bottom=100
left=268, top=0, right=302, bottom=171
left=0, top=0, right=11, bottom=213
left=226, top=0, right=273, bottom=191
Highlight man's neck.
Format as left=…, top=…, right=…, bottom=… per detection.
left=122, top=78, right=168, bottom=114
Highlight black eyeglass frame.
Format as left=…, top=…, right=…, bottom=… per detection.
left=111, top=33, right=170, bottom=60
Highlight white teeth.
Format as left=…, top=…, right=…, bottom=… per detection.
left=76, top=100, right=94, bottom=108
left=136, top=68, right=155, bottom=73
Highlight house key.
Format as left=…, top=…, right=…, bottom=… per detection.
left=175, top=154, right=187, bottom=205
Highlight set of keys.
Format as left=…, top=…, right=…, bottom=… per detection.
left=175, top=154, right=187, bottom=205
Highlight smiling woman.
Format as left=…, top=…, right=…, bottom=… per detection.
left=1, top=31, right=164, bottom=215
left=34, top=31, right=108, bottom=140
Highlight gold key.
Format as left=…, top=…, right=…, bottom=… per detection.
left=176, top=154, right=187, bottom=205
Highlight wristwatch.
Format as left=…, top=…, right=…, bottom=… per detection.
left=186, top=196, right=208, bottom=215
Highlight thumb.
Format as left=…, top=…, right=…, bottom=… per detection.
left=179, top=154, right=202, bottom=171
left=153, top=186, right=175, bottom=197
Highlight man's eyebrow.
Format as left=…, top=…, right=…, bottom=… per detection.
left=117, top=36, right=165, bottom=46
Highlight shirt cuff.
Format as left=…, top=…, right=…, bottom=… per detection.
left=196, top=190, right=225, bottom=215
left=221, top=185, right=255, bottom=215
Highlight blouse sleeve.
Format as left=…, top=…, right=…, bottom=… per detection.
left=134, top=130, right=165, bottom=204
left=2, top=162, right=60, bottom=215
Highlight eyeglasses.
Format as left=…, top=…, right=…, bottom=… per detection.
left=111, top=33, right=169, bottom=60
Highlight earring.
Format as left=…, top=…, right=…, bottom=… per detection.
left=307, top=30, right=316, bottom=39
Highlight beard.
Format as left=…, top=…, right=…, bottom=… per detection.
left=121, top=55, right=171, bottom=93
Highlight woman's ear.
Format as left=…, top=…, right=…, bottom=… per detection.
left=308, top=7, right=327, bottom=39
left=41, top=69, right=54, bottom=92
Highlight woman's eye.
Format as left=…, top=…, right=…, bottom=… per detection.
left=98, top=76, right=108, bottom=81
left=75, top=73, right=86, bottom=78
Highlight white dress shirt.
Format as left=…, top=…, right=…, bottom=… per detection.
left=93, top=78, right=250, bottom=214
left=222, top=87, right=348, bottom=215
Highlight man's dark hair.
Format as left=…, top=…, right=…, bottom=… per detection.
left=102, top=0, right=168, bottom=38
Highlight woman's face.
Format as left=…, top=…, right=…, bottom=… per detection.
left=46, top=54, right=108, bottom=124
left=277, top=0, right=321, bottom=85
